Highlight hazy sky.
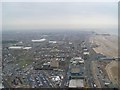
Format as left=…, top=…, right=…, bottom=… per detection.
left=2, top=2, right=118, bottom=33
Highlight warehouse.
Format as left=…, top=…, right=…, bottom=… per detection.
left=31, top=38, right=46, bottom=42
left=50, top=59, right=59, bottom=68
left=8, top=46, right=23, bottom=49
left=69, top=65, right=84, bottom=79
left=69, top=79, right=84, bottom=88
left=9, top=46, right=32, bottom=50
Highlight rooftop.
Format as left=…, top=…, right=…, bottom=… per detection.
left=69, top=79, right=84, bottom=88
left=31, top=38, right=46, bottom=42
left=71, top=67, right=80, bottom=73
left=9, top=46, right=23, bottom=49
left=83, top=52, right=89, bottom=55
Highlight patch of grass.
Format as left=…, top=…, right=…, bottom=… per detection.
left=14, top=56, right=33, bottom=68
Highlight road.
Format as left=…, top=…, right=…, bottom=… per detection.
left=84, top=35, right=104, bottom=88
left=85, top=36, right=113, bottom=88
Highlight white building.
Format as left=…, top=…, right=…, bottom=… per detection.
left=8, top=46, right=23, bottom=49
left=32, top=38, right=46, bottom=42
left=23, top=47, right=32, bottom=50
left=9, top=46, right=32, bottom=50
left=83, top=52, right=89, bottom=55
left=69, top=79, right=84, bottom=88
left=49, top=41, right=57, bottom=44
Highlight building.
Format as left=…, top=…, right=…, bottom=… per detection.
left=78, top=60, right=84, bottom=64
left=31, top=38, right=46, bottom=42
left=83, top=52, right=89, bottom=55
left=69, top=57, right=84, bottom=79
left=9, top=46, right=32, bottom=50
left=23, top=47, right=32, bottom=50
left=8, top=46, right=23, bottom=50
left=49, top=41, right=57, bottom=44
left=71, top=67, right=80, bottom=75
left=69, top=65, right=84, bottom=79
left=83, top=48, right=88, bottom=52
left=50, top=59, right=59, bottom=68
left=83, top=52, right=89, bottom=60
left=42, top=62, right=50, bottom=68
left=69, top=79, right=84, bottom=88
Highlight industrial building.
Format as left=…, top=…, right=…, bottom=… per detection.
left=49, top=41, right=57, bottom=44
left=68, top=61, right=85, bottom=88
left=69, top=79, right=84, bottom=88
left=8, top=46, right=23, bottom=49
left=69, top=65, right=84, bottom=79
left=69, top=57, right=85, bottom=80
left=9, top=46, right=32, bottom=50
left=31, top=38, right=46, bottom=42
left=71, top=67, right=81, bottom=75
left=50, top=59, right=59, bottom=68
left=23, top=47, right=32, bottom=50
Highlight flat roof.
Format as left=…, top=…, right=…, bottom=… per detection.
left=71, top=67, right=80, bottom=73
left=74, top=57, right=82, bottom=60
left=69, top=79, right=84, bottom=88
left=9, top=46, right=32, bottom=50
left=69, top=64, right=84, bottom=77
left=49, top=41, right=57, bottom=44
left=23, top=47, right=32, bottom=50
left=32, top=38, right=46, bottom=42
left=83, top=52, right=89, bottom=55
left=9, top=46, right=23, bottom=49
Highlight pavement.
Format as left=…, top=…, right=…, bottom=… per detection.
left=91, top=61, right=101, bottom=88
left=84, top=36, right=97, bottom=88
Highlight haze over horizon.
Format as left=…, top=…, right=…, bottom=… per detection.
left=2, top=2, right=118, bottom=35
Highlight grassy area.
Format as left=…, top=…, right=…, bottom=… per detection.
left=14, top=56, right=33, bottom=68
left=18, top=59, right=33, bottom=68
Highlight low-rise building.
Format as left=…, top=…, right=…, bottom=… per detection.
left=69, top=65, right=84, bottom=79
left=9, top=46, right=32, bottom=50
left=83, top=52, right=89, bottom=55
left=50, top=59, right=59, bottom=68
left=8, top=46, right=23, bottom=49
left=23, top=47, right=32, bottom=50
left=31, top=38, right=46, bottom=42
left=69, top=79, right=84, bottom=88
